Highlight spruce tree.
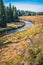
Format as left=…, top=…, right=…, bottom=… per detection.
left=0, top=0, right=6, bottom=27
left=6, top=3, right=13, bottom=23
left=13, top=7, right=19, bottom=22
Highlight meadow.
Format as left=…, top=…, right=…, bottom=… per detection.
left=20, top=15, right=43, bottom=24
left=0, top=16, right=43, bottom=65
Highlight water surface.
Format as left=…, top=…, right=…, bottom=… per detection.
left=7, top=21, right=34, bottom=34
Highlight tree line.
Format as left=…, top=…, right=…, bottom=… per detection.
left=17, top=10, right=43, bottom=16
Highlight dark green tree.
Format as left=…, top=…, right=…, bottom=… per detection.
left=13, top=7, right=19, bottom=22
left=6, top=3, right=13, bottom=23
left=0, top=0, right=6, bottom=27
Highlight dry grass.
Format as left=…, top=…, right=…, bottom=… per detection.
left=7, top=22, right=25, bottom=28
left=0, top=24, right=43, bottom=65
left=0, top=24, right=43, bottom=44
left=0, top=16, right=43, bottom=65
left=19, top=15, right=43, bottom=24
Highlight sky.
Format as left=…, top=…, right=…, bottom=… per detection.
left=3, top=0, right=43, bottom=12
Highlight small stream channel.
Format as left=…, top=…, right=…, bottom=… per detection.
left=7, top=20, right=34, bottom=34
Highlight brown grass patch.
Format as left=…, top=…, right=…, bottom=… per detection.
left=19, top=15, right=43, bottom=24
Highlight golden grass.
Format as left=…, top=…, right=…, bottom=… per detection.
left=0, top=24, right=43, bottom=65
left=0, top=16, right=43, bottom=65
left=7, top=22, right=24, bottom=28
left=19, top=15, right=43, bottom=24
left=0, top=24, right=43, bottom=45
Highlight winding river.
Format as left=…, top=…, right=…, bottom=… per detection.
left=7, top=20, right=34, bottom=34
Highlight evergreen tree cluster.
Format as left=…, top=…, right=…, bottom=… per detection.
left=0, top=0, right=6, bottom=27
left=0, top=0, right=18, bottom=27
left=6, top=4, right=19, bottom=23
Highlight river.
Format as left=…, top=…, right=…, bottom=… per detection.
left=7, top=20, right=34, bottom=34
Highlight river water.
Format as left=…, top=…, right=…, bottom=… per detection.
left=7, top=20, right=34, bottom=34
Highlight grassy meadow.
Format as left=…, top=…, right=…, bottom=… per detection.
left=0, top=16, right=43, bottom=65
left=20, top=15, right=43, bottom=24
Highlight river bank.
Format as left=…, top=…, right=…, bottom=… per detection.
left=7, top=21, right=34, bottom=35
left=0, top=21, right=25, bottom=32
left=0, top=20, right=34, bottom=37
left=0, top=21, right=25, bottom=37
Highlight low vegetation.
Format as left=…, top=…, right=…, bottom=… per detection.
left=0, top=23, right=43, bottom=65
left=7, top=22, right=25, bottom=28
left=20, top=16, right=43, bottom=24
left=0, top=24, right=43, bottom=45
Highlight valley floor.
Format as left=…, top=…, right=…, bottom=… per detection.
left=0, top=16, right=43, bottom=65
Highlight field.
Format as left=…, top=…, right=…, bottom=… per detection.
left=19, top=15, right=43, bottom=24
left=0, top=16, right=43, bottom=65
left=7, top=22, right=25, bottom=28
